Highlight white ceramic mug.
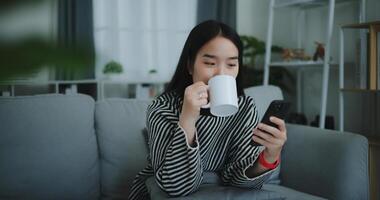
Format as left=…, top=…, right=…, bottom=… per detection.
left=202, top=75, right=239, bottom=117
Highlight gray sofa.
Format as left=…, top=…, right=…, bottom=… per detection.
left=0, top=85, right=369, bottom=200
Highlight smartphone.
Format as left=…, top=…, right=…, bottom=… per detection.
left=251, top=100, right=291, bottom=146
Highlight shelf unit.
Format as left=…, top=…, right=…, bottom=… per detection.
left=338, top=21, right=380, bottom=131
left=270, top=60, right=324, bottom=67
left=0, top=80, right=99, bottom=98
left=270, top=60, right=337, bottom=113
left=339, top=21, right=380, bottom=200
left=0, top=79, right=166, bottom=100
left=264, top=0, right=336, bottom=129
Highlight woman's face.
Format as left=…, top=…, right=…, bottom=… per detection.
left=191, top=36, right=239, bottom=84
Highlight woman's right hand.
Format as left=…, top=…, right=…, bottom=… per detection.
left=181, top=81, right=209, bottom=121
left=179, top=82, right=209, bottom=145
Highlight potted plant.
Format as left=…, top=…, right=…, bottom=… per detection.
left=103, top=60, right=123, bottom=80
left=240, top=35, right=295, bottom=94
left=148, top=69, right=157, bottom=74
left=147, top=68, right=158, bottom=80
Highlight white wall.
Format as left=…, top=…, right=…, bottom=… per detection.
left=237, top=0, right=378, bottom=129
left=237, top=0, right=298, bottom=49
left=93, top=0, right=197, bottom=83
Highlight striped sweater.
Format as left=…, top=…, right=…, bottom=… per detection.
left=128, top=92, right=277, bottom=200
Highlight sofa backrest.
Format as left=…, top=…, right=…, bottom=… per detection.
left=0, top=94, right=100, bottom=199
left=244, top=85, right=284, bottom=120
left=95, top=98, right=151, bottom=199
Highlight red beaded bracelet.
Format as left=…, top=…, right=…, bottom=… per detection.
left=258, top=151, right=280, bottom=169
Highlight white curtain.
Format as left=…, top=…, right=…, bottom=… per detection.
left=93, top=0, right=197, bottom=82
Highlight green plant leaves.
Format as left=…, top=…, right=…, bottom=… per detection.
left=240, top=35, right=295, bottom=94
left=103, top=61, right=123, bottom=74
left=240, top=35, right=282, bottom=68
left=0, top=37, right=93, bottom=81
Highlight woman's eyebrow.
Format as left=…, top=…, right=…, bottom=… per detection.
left=202, top=54, right=238, bottom=60
left=202, top=54, right=216, bottom=58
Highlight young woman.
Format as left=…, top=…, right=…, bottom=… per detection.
left=129, top=20, right=287, bottom=200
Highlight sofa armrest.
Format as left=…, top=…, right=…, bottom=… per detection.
left=281, top=124, right=369, bottom=200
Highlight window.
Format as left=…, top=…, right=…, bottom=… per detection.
left=93, top=0, right=197, bottom=82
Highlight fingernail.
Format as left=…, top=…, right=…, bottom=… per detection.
left=270, top=117, right=274, bottom=121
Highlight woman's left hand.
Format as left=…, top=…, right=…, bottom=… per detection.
left=252, top=116, right=287, bottom=163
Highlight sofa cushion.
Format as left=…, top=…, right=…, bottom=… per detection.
left=145, top=173, right=326, bottom=200
left=262, top=184, right=327, bottom=200
left=0, top=94, right=99, bottom=199
left=146, top=175, right=285, bottom=200
left=95, top=98, right=151, bottom=199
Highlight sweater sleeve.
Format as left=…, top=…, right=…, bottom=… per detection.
left=146, top=98, right=203, bottom=197
left=220, top=97, right=279, bottom=189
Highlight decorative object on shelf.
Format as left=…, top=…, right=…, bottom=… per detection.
left=1, top=91, right=11, bottom=97
left=281, top=48, right=311, bottom=61
left=103, top=61, right=123, bottom=74
left=282, top=49, right=295, bottom=61
left=148, top=69, right=158, bottom=80
left=240, top=35, right=295, bottom=94
left=293, top=48, right=312, bottom=61
left=313, top=41, right=325, bottom=61
left=64, top=84, right=78, bottom=95
left=103, top=61, right=123, bottom=80
left=148, top=69, right=157, bottom=74
left=136, top=84, right=149, bottom=99
left=146, top=68, right=158, bottom=81
left=136, top=83, right=159, bottom=99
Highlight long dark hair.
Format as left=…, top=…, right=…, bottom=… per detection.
left=164, top=20, right=245, bottom=97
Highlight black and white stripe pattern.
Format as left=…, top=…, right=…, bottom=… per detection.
left=128, top=92, right=277, bottom=200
